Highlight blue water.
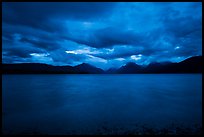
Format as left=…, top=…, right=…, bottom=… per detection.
left=2, top=74, right=202, bottom=135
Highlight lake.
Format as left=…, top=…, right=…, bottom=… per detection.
left=2, top=74, right=202, bottom=135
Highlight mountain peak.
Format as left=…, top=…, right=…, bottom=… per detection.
left=74, top=63, right=104, bottom=74
left=117, top=62, right=142, bottom=73
left=81, top=63, right=90, bottom=65
left=124, top=62, right=141, bottom=68
left=75, top=63, right=94, bottom=68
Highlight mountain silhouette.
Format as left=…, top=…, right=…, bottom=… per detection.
left=74, top=63, right=104, bottom=74
left=122, top=56, right=202, bottom=74
left=109, top=56, right=202, bottom=74
left=116, top=62, right=143, bottom=73
left=160, top=56, right=202, bottom=73
left=2, top=56, right=202, bottom=74
left=2, top=63, right=104, bottom=74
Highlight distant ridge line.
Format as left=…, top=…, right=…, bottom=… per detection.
left=2, top=56, right=202, bottom=74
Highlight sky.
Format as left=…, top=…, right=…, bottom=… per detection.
left=2, top=2, right=202, bottom=70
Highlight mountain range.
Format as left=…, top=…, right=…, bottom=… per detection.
left=2, top=56, right=202, bottom=74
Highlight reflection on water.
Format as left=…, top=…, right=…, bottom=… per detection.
left=2, top=74, right=202, bottom=135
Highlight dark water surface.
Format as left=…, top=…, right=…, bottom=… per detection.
left=2, top=74, right=202, bottom=135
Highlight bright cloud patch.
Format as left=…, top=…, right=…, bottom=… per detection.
left=30, top=53, right=50, bottom=57
left=131, top=54, right=142, bottom=61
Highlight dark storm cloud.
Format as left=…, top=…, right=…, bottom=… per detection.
left=162, top=15, right=202, bottom=38
left=20, top=37, right=59, bottom=51
left=5, top=49, right=32, bottom=58
left=2, top=2, right=116, bottom=31
left=65, top=27, right=146, bottom=48
left=158, top=13, right=202, bottom=57
left=2, top=22, right=67, bottom=49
